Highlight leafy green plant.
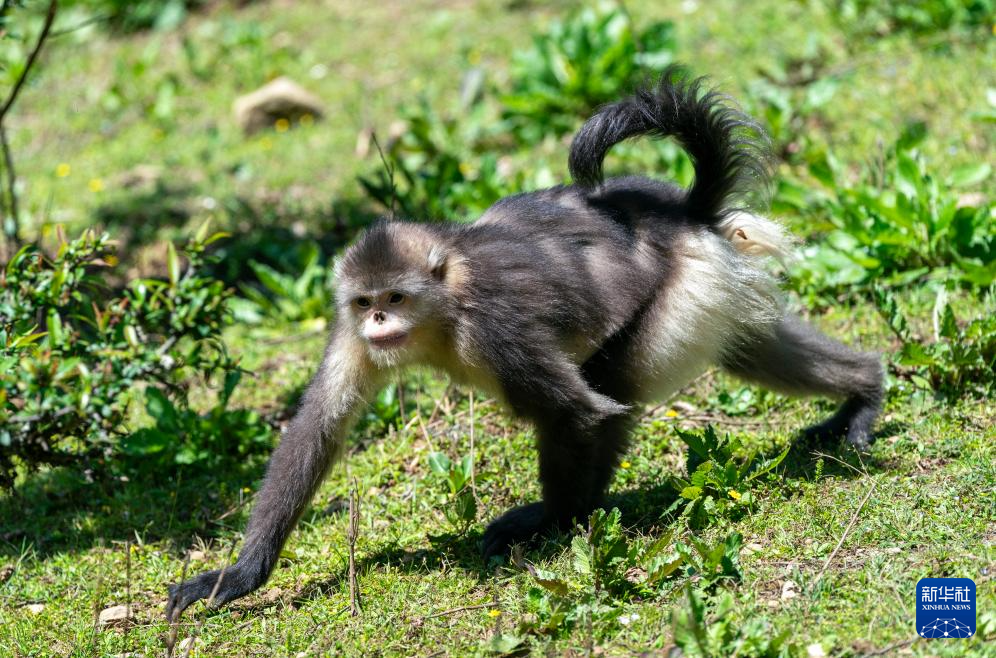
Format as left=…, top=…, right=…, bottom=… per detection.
left=672, top=587, right=803, bottom=658
left=668, top=426, right=789, bottom=528
left=122, top=371, right=271, bottom=467
left=782, top=133, right=994, bottom=297
left=234, top=241, right=331, bottom=324
left=426, top=450, right=477, bottom=531
left=502, top=1, right=677, bottom=141
left=490, top=509, right=745, bottom=653
left=875, top=287, right=995, bottom=397
left=64, top=0, right=201, bottom=33
left=0, top=226, right=243, bottom=487
left=358, top=98, right=529, bottom=221
left=826, top=0, right=994, bottom=36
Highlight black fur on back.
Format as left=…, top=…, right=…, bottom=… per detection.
left=568, top=66, right=771, bottom=223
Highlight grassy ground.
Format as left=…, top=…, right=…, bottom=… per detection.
left=1, top=1, right=994, bottom=656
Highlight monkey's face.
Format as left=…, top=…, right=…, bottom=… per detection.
left=350, top=289, right=413, bottom=350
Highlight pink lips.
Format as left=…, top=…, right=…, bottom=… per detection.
left=369, top=332, right=408, bottom=349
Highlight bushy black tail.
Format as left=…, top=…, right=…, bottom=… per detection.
left=568, top=66, right=770, bottom=223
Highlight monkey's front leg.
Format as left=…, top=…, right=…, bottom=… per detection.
left=482, top=390, right=626, bottom=559
left=166, top=335, right=371, bottom=620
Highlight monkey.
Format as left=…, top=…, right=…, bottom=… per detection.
left=166, top=67, right=883, bottom=619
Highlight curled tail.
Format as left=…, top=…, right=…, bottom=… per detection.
left=568, top=66, right=771, bottom=223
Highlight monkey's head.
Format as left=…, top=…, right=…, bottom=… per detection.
left=334, top=222, right=459, bottom=366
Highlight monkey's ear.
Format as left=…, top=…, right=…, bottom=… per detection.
left=427, top=245, right=448, bottom=280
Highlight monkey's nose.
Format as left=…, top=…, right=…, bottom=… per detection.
left=373, top=311, right=386, bottom=323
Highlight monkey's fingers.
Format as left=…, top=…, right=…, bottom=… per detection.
left=165, top=566, right=250, bottom=620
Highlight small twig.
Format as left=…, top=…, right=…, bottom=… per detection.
left=166, top=553, right=191, bottom=658
left=812, top=480, right=878, bottom=587
left=416, top=410, right=438, bottom=453
left=858, top=637, right=917, bottom=657
left=423, top=601, right=498, bottom=620
left=49, top=12, right=109, bottom=37
left=811, top=451, right=866, bottom=477
left=397, top=377, right=407, bottom=421
left=468, top=390, right=481, bottom=507
left=0, top=125, right=14, bottom=232
left=124, top=540, right=132, bottom=649
left=0, top=0, right=57, bottom=125
left=347, top=479, right=362, bottom=616
left=180, top=544, right=234, bottom=658
left=370, top=132, right=397, bottom=220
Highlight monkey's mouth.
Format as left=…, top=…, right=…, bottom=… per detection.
left=368, top=332, right=409, bottom=350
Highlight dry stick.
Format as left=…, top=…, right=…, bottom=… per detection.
left=0, top=0, right=57, bottom=124
left=859, top=637, right=917, bottom=657
left=179, top=545, right=235, bottom=658
left=397, top=377, right=407, bottom=421
left=0, top=126, right=14, bottom=225
left=812, top=479, right=878, bottom=588
left=347, top=479, right=362, bottom=616
left=124, top=540, right=132, bottom=650
left=423, top=602, right=498, bottom=620
left=370, top=131, right=398, bottom=220
left=0, top=0, right=57, bottom=245
left=90, top=556, right=104, bottom=658
left=165, top=554, right=192, bottom=658
left=811, top=450, right=867, bottom=477
left=468, top=390, right=483, bottom=509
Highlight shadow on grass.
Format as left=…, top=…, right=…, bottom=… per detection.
left=0, top=456, right=268, bottom=560
left=290, top=431, right=893, bottom=608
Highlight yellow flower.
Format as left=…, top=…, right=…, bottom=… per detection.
left=728, top=489, right=741, bottom=500
left=664, top=409, right=679, bottom=418
left=56, top=163, right=71, bottom=177
left=300, top=113, right=314, bottom=127
left=260, top=137, right=273, bottom=150
left=621, top=460, right=631, bottom=469
left=488, top=609, right=501, bottom=617
left=458, top=162, right=473, bottom=177
left=468, top=49, right=482, bottom=65
left=274, top=118, right=290, bottom=132
left=242, top=487, right=251, bottom=494
left=88, top=178, right=104, bottom=193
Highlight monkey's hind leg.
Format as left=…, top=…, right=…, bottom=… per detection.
left=722, top=313, right=884, bottom=450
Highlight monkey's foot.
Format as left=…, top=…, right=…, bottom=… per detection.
left=802, top=412, right=875, bottom=451
left=482, top=503, right=550, bottom=560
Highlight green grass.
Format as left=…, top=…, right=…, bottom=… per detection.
left=1, top=0, right=995, bottom=656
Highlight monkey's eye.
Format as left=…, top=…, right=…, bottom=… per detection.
left=355, top=297, right=372, bottom=309
left=388, top=292, right=406, bottom=305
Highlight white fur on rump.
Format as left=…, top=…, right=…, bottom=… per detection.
left=630, top=228, right=784, bottom=402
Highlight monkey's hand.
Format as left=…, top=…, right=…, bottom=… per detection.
left=482, top=502, right=551, bottom=560
left=166, top=562, right=266, bottom=620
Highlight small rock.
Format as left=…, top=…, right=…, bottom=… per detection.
left=233, top=77, right=324, bottom=135
left=261, top=587, right=283, bottom=604
left=0, top=564, right=13, bottom=584
left=671, top=400, right=698, bottom=414
left=188, top=550, right=206, bottom=561
left=114, top=164, right=162, bottom=192
left=25, top=603, right=45, bottom=614
left=807, top=643, right=826, bottom=657
left=885, top=546, right=901, bottom=554
left=744, top=542, right=764, bottom=555
left=781, top=580, right=798, bottom=600
left=177, top=637, right=196, bottom=653
left=98, top=604, right=133, bottom=626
